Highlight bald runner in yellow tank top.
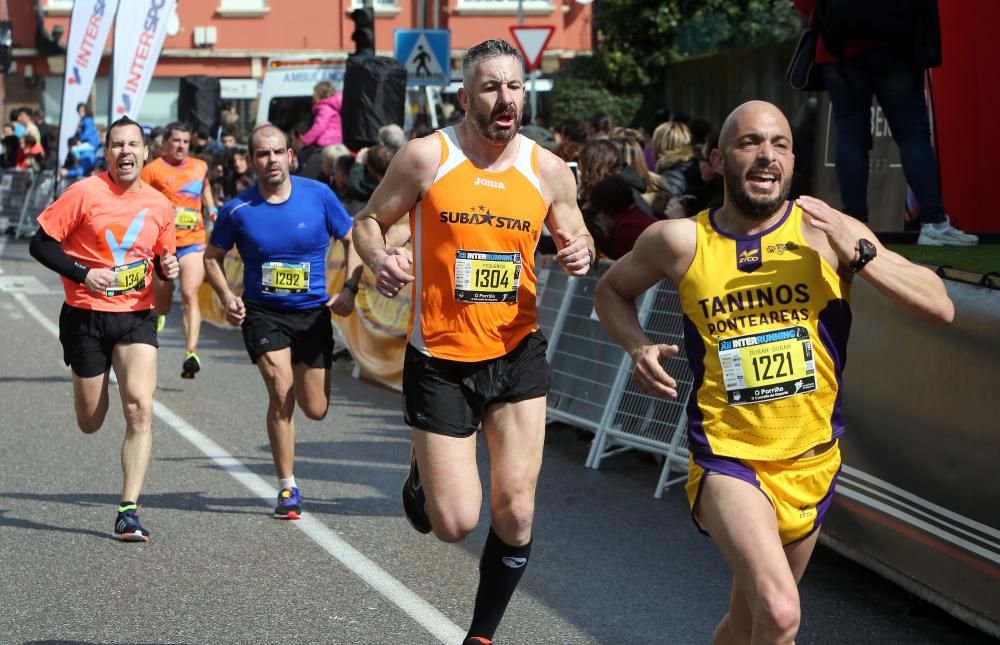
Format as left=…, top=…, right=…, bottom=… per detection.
left=678, top=202, right=852, bottom=544
left=680, top=202, right=851, bottom=462
left=409, top=126, right=547, bottom=361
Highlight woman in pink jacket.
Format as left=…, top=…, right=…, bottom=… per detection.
left=301, top=81, right=343, bottom=147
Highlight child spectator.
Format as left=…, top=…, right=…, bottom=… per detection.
left=301, top=81, right=344, bottom=147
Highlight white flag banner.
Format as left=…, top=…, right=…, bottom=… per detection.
left=110, top=0, right=177, bottom=121
left=58, top=0, right=120, bottom=171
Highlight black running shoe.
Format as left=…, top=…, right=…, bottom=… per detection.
left=401, top=457, right=432, bottom=534
left=181, top=352, right=201, bottom=379
left=463, top=638, right=492, bottom=645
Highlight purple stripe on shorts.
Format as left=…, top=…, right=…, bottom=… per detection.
left=693, top=453, right=760, bottom=489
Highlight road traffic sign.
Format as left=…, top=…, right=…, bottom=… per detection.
left=394, top=29, right=450, bottom=86
left=509, top=26, right=555, bottom=71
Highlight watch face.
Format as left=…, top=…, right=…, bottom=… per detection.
left=859, top=239, right=877, bottom=260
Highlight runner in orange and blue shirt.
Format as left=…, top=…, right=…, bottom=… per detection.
left=141, top=122, right=217, bottom=379
left=29, top=116, right=178, bottom=542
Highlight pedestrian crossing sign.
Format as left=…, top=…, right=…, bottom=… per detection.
left=394, top=29, right=451, bottom=87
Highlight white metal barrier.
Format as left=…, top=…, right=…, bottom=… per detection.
left=10, top=169, right=61, bottom=239
left=0, top=170, right=35, bottom=235
left=536, top=256, right=693, bottom=497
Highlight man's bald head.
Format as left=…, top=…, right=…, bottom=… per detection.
left=713, top=100, right=795, bottom=221
left=718, top=101, right=793, bottom=152
left=249, top=124, right=289, bottom=154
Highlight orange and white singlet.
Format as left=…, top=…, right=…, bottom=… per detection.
left=408, top=128, right=548, bottom=361
left=141, top=156, right=208, bottom=248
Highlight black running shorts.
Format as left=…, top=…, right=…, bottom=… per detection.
left=58, top=303, right=158, bottom=378
left=403, top=330, right=552, bottom=437
left=241, top=300, right=333, bottom=368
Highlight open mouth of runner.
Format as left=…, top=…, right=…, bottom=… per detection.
left=745, top=167, right=780, bottom=194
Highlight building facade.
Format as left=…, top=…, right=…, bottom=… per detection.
left=6, top=0, right=593, bottom=128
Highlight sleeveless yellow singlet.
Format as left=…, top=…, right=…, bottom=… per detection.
left=678, top=203, right=852, bottom=460
left=408, top=127, right=548, bottom=361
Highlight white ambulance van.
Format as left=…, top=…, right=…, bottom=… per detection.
left=255, top=57, right=347, bottom=133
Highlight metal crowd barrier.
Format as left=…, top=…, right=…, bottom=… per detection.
left=14, top=170, right=61, bottom=239
left=0, top=169, right=35, bottom=235
left=536, top=255, right=693, bottom=497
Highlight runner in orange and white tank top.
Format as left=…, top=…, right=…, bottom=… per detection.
left=353, top=40, right=594, bottom=645
left=140, top=122, right=217, bottom=379
left=408, top=125, right=548, bottom=362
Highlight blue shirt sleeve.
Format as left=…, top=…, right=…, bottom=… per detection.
left=209, top=200, right=239, bottom=250
left=323, top=184, right=353, bottom=240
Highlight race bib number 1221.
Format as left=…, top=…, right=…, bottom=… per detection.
left=718, top=326, right=818, bottom=405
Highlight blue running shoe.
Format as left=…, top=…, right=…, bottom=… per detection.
left=113, top=504, right=150, bottom=542
left=274, top=486, right=302, bottom=520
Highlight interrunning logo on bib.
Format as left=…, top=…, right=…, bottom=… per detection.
left=474, top=177, right=506, bottom=190
left=502, top=557, right=527, bottom=569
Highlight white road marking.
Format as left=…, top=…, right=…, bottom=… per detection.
left=10, top=291, right=465, bottom=645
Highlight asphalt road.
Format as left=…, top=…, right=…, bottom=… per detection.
left=0, top=236, right=993, bottom=645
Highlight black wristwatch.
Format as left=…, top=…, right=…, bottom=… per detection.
left=849, top=238, right=877, bottom=273
left=343, top=280, right=359, bottom=295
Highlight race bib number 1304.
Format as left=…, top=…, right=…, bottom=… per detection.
left=454, top=250, right=521, bottom=303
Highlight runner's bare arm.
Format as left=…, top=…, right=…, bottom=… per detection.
left=202, top=177, right=217, bottom=219
left=594, top=219, right=697, bottom=399
left=203, top=244, right=245, bottom=325
left=154, top=205, right=179, bottom=280
left=328, top=228, right=364, bottom=317
left=353, top=136, right=439, bottom=297
left=539, top=150, right=594, bottom=276
left=797, top=195, right=954, bottom=324
left=159, top=253, right=179, bottom=280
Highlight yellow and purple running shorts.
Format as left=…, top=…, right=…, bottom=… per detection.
left=685, top=441, right=842, bottom=545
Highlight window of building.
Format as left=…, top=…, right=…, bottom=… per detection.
left=216, top=0, right=269, bottom=17
left=44, top=0, right=74, bottom=15
left=348, top=0, right=401, bottom=17
left=453, top=0, right=555, bottom=16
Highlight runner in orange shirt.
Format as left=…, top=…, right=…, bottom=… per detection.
left=29, top=115, right=178, bottom=542
left=141, top=122, right=217, bottom=378
left=353, top=40, right=593, bottom=645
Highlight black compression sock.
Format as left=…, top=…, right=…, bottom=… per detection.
left=466, top=526, right=532, bottom=641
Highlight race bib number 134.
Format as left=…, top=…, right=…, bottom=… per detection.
left=106, top=259, right=148, bottom=297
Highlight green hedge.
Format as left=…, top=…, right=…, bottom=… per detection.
left=549, top=77, right=642, bottom=129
